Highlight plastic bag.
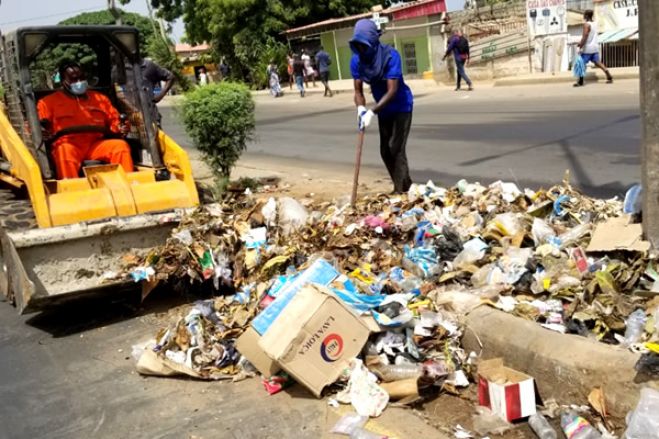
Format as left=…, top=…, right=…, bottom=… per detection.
left=557, top=223, right=591, bottom=249
left=278, top=197, right=309, bottom=235
left=453, top=238, right=488, bottom=267
left=624, top=388, right=659, bottom=439
left=471, top=263, right=504, bottom=288
left=331, top=413, right=369, bottom=436
left=532, top=218, right=556, bottom=246
left=261, top=197, right=277, bottom=227
left=341, top=359, right=389, bottom=417
left=489, top=213, right=524, bottom=237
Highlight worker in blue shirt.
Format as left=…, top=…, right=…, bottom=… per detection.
left=351, top=19, right=414, bottom=193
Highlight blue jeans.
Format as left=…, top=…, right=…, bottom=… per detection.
left=295, top=75, right=304, bottom=92
left=455, top=58, right=472, bottom=89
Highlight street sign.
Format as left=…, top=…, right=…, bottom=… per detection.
left=371, top=12, right=390, bottom=30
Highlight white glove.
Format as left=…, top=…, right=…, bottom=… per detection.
left=357, top=106, right=374, bottom=131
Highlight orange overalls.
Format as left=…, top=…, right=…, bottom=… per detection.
left=37, top=90, right=134, bottom=179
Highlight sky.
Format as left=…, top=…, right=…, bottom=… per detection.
left=0, top=0, right=465, bottom=42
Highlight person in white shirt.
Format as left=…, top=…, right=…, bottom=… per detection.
left=198, top=67, right=209, bottom=86
left=300, top=49, right=316, bottom=88
left=575, top=9, right=613, bottom=87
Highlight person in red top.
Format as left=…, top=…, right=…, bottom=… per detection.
left=37, top=61, right=133, bottom=179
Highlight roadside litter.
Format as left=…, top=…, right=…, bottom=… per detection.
left=126, top=177, right=659, bottom=430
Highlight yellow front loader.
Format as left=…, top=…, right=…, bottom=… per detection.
left=0, top=26, right=200, bottom=313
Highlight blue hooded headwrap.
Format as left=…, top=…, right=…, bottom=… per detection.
left=349, top=19, right=392, bottom=84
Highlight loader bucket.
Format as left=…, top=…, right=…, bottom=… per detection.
left=1, top=210, right=188, bottom=314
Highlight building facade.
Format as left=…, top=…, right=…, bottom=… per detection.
left=283, top=0, right=448, bottom=81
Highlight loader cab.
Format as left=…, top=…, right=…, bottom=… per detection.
left=2, top=26, right=164, bottom=181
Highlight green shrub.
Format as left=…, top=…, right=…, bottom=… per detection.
left=181, top=82, right=255, bottom=178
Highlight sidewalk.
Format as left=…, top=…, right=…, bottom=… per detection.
left=493, top=66, right=639, bottom=87
left=253, top=78, right=446, bottom=97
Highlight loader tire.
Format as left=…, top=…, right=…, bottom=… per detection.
left=0, top=187, right=36, bottom=302
left=0, top=187, right=36, bottom=231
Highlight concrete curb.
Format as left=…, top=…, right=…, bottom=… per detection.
left=462, top=306, right=658, bottom=419
left=494, top=67, right=639, bottom=87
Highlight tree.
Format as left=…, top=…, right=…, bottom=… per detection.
left=125, top=0, right=378, bottom=86
left=60, top=9, right=158, bottom=54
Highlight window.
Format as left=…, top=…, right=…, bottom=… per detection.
left=403, top=43, right=417, bottom=75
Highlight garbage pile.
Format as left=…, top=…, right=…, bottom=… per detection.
left=129, top=178, right=659, bottom=415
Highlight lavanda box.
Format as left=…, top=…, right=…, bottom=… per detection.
left=258, top=284, right=370, bottom=397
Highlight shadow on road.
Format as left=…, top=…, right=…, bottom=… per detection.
left=24, top=284, right=217, bottom=338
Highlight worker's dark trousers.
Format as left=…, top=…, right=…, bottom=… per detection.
left=378, top=112, right=413, bottom=193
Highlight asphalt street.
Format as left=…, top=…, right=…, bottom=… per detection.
left=162, top=80, right=641, bottom=198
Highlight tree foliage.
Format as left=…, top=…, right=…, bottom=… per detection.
left=59, top=9, right=158, bottom=53
left=132, top=0, right=379, bottom=85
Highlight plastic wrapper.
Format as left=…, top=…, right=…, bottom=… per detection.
left=624, top=388, right=659, bottom=439
left=331, top=413, right=369, bottom=436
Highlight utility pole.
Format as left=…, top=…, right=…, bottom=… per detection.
left=640, top=1, right=659, bottom=247
left=638, top=0, right=659, bottom=249
left=108, top=0, right=122, bottom=25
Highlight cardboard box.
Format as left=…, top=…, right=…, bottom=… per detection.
left=477, top=358, right=536, bottom=422
left=587, top=215, right=650, bottom=253
left=251, top=258, right=340, bottom=335
left=259, top=284, right=370, bottom=397
left=235, top=327, right=280, bottom=378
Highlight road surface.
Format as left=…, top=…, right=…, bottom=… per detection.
left=163, top=80, right=640, bottom=198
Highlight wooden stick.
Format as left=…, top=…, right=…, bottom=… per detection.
left=351, top=130, right=365, bottom=206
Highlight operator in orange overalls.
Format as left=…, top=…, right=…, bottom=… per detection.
left=37, top=61, right=134, bottom=179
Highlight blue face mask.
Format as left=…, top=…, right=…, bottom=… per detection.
left=68, top=80, right=88, bottom=96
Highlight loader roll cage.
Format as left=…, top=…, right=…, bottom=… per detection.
left=0, top=26, right=165, bottom=180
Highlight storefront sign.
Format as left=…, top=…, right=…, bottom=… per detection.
left=595, top=0, right=638, bottom=33
left=526, top=0, right=567, bottom=38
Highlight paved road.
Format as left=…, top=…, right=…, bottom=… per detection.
left=163, top=80, right=640, bottom=198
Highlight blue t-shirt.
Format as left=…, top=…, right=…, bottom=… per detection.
left=350, top=49, right=413, bottom=116
left=315, top=51, right=331, bottom=73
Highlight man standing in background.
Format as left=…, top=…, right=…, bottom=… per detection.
left=315, top=47, right=333, bottom=97
left=141, top=58, right=176, bottom=126
left=293, top=54, right=306, bottom=98
left=443, top=29, right=473, bottom=91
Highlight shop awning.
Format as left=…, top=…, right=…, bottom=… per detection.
left=599, top=27, right=638, bottom=44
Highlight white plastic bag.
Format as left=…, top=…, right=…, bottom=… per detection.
left=453, top=238, right=488, bottom=267
left=531, top=218, right=556, bottom=246
left=624, top=387, right=659, bottom=439
left=277, top=197, right=309, bottom=235
left=261, top=197, right=277, bottom=228
left=341, top=359, right=389, bottom=417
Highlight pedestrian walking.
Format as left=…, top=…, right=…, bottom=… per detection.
left=287, top=53, right=295, bottom=90
left=315, top=47, right=333, bottom=97
left=301, top=49, right=316, bottom=88
left=350, top=19, right=414, bottom=193
left=266, top=60, right=283, bottom=98
left=443, top=30, right=473, bottom=91
left=574, top=9, right=613, bottom=87
left=293, top=54, right=306, bottom=98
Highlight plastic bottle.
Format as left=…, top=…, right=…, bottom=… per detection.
left=529, top=413, right=557, bottom=439
left=372, top=363, right=422, bottom=382
left=622, top=309, right=647, bottom=347
left=560, top=412, right=601, bottom=439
